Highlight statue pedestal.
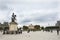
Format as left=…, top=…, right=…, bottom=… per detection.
left=9, top=22, right=18, bottom=31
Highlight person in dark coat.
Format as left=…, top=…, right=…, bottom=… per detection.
left=57, top=29, right=59, bottom=35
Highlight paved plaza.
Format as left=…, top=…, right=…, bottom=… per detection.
left=0, top=31, right=60, bottom=40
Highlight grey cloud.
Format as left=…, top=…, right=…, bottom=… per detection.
left=0, top=0, right=59, bottom=26
left=21, top=18, right=31, bottom=24
left=33, top=13, right=58, bottom=22
left=20, top=13, right=58, bottom=24
left=0, top=0, right=58, bottom=11
left=0, top=4, right=9, bottom=10
left=31, top=2, right=58, bottom=9
left=0, top=0, right=9, bottom=11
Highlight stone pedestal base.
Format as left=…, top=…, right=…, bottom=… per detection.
left=9, top=22, right=18, bottom=31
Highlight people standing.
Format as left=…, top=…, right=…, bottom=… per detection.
left=57, top=29, right=59, bottom=35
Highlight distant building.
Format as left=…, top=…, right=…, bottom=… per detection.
left=56, top=21, right=60, bottom=27
left=0, top=22, right=9, bottom=30
left=45, top=26, right=59, bottom=30
left=28, top=24, right=40, bottom=31
left=28, top=24, right=34, bottom=30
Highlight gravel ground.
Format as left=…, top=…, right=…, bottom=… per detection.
left=0, top=31, right=60, bottom=40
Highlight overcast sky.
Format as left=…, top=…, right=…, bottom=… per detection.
left=0, top=0, right=60, bottom=27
